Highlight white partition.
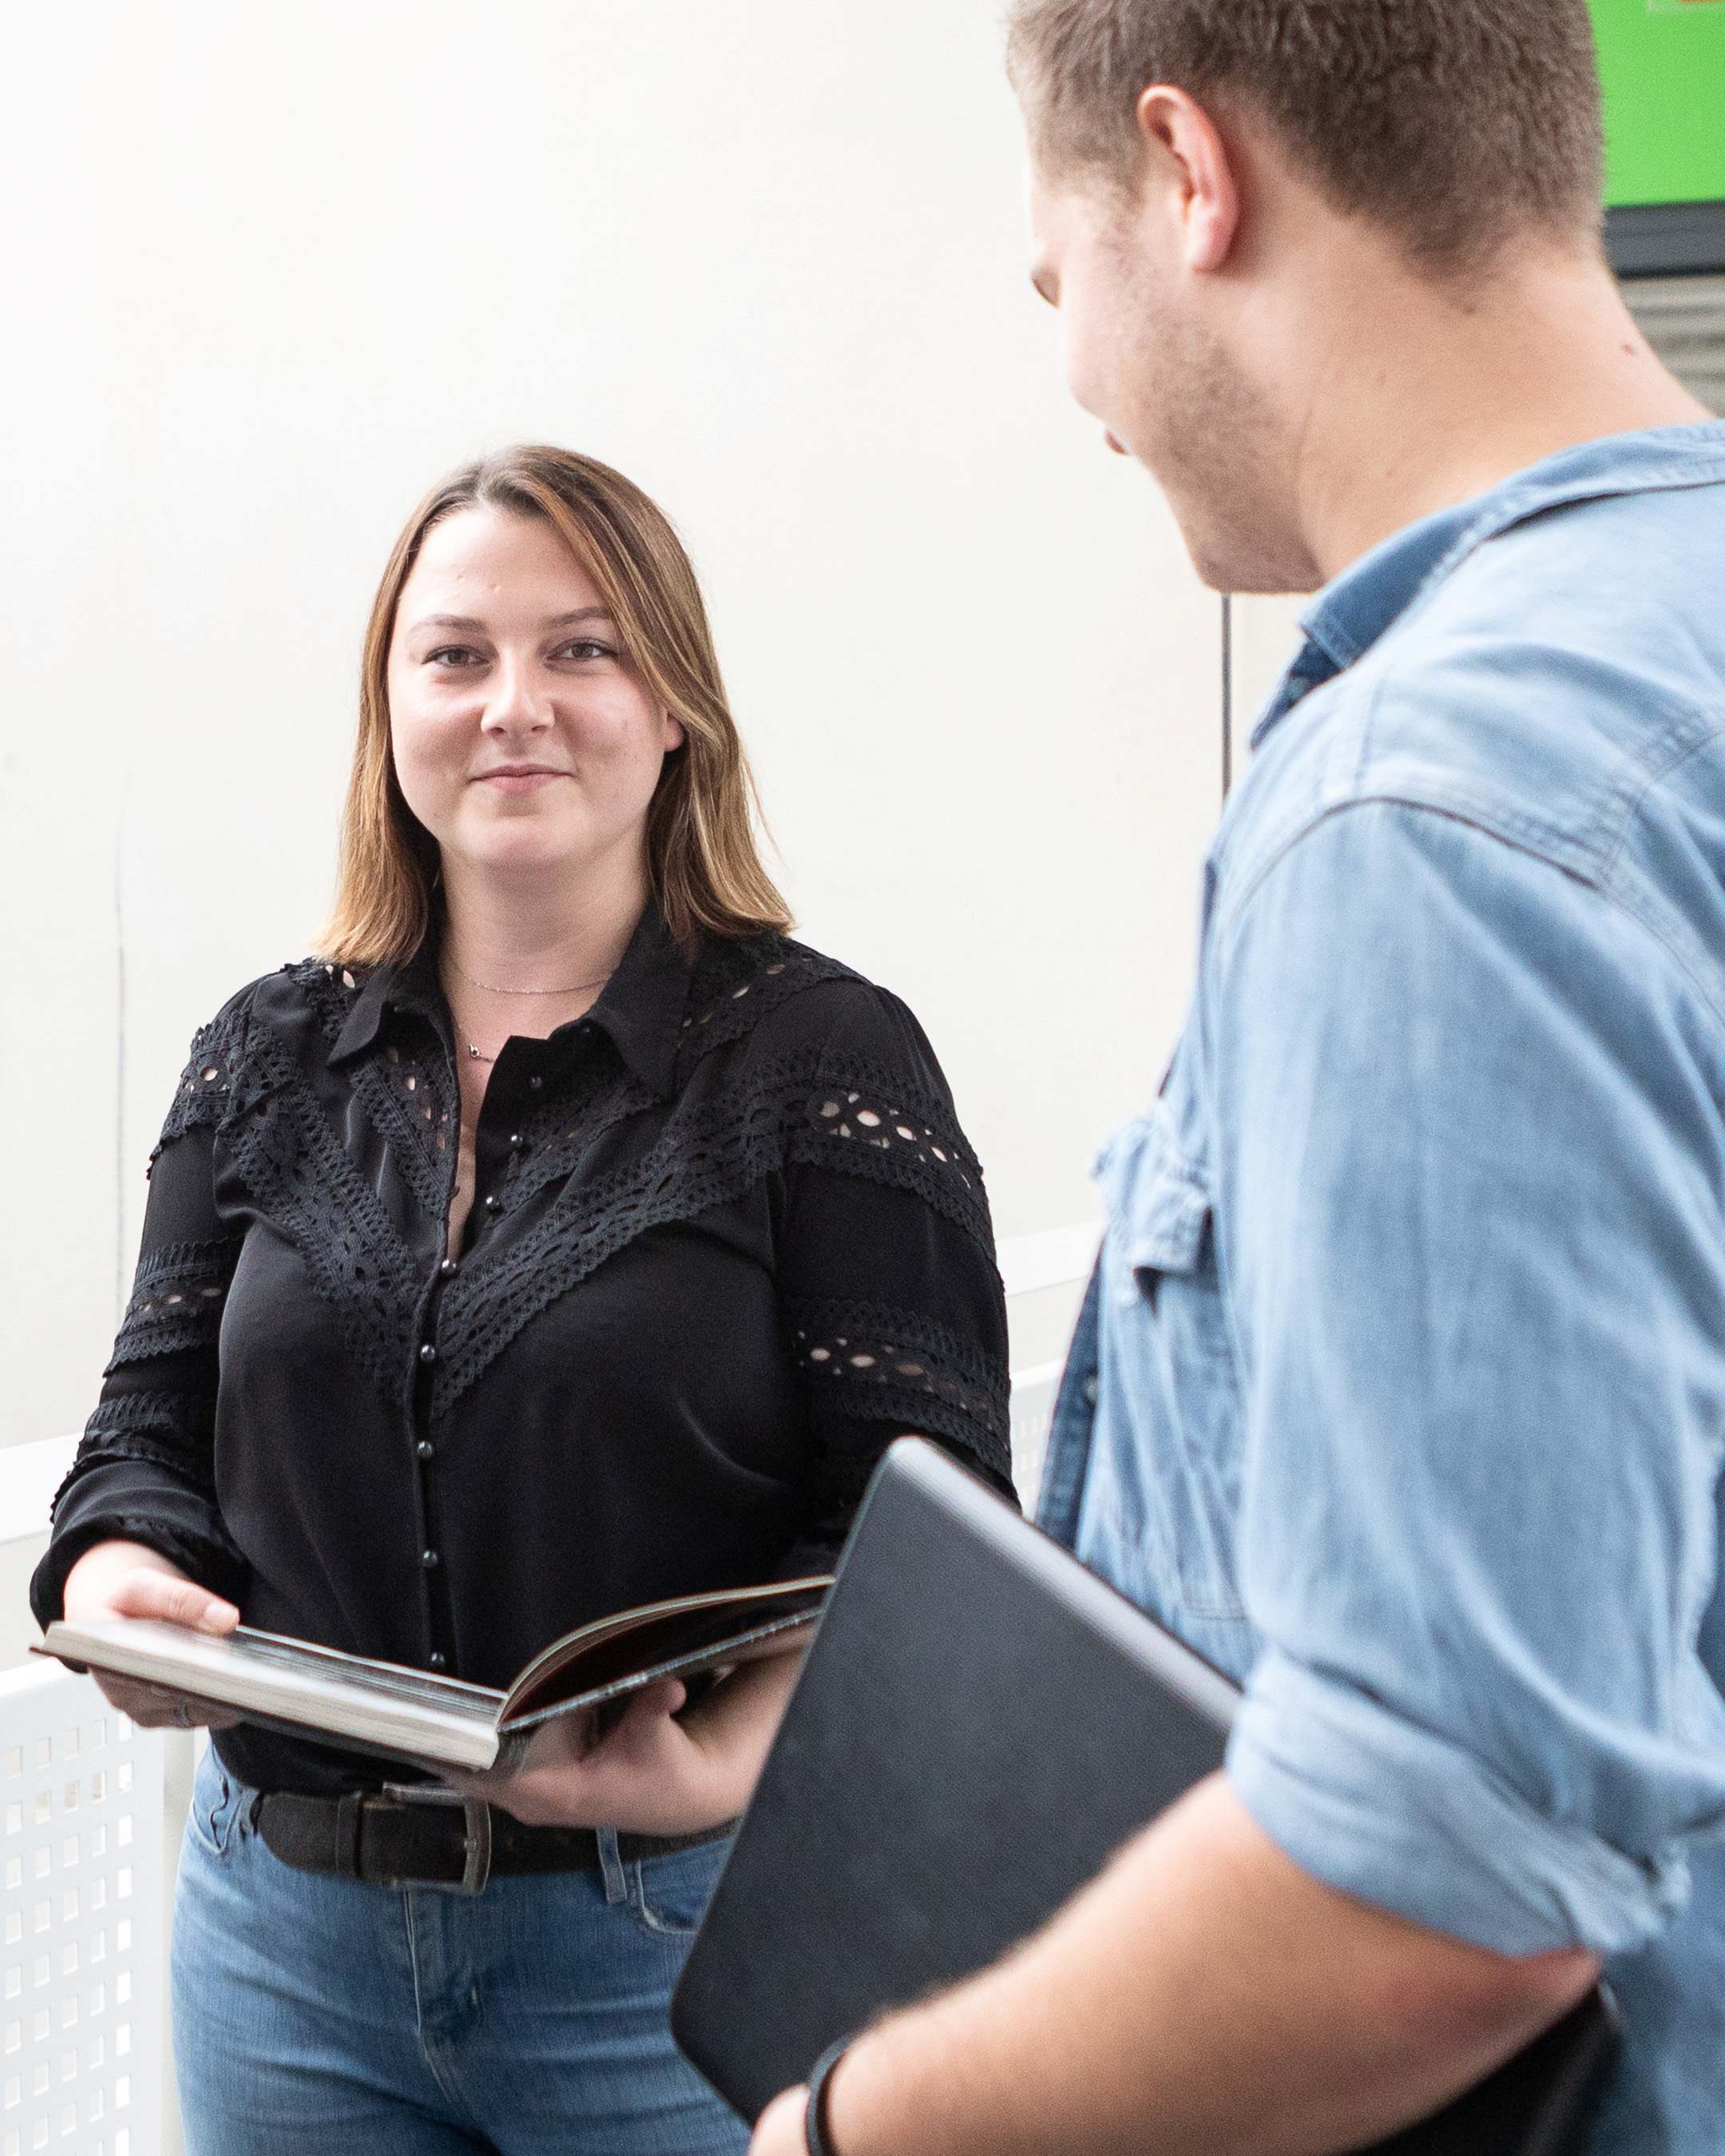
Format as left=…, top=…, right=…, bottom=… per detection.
left=0, top=1667, right=164, bottom=2156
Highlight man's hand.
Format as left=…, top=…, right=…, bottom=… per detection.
left=59, top=1540, right=242, bottom=1730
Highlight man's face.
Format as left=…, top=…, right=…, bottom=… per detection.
left=1026, top=169, right=1148, bottom=463
left=1025, top=151, right=1307, bottom=594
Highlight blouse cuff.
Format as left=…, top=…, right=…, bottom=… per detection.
left=31, top=1463, right=245, bottom=1629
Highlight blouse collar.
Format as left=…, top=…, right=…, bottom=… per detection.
left=327, top=898, right=694, bottom=1100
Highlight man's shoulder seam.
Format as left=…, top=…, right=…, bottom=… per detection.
left=1213, top=791, right=1725, bottom=1032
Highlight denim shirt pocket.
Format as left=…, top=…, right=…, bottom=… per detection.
left=1094, top=1108, right=1248, bottom=1631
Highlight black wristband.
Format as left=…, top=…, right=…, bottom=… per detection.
left=804, top=2037, right=851, bottom=2156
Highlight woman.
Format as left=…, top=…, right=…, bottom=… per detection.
left=32, top=446, right=1013, bottom=2155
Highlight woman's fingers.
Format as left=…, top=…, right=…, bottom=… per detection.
left=77, top=1573, right=240, bottom=1728
left=444, top=1678, right=705, bottom=1826
left=89, top=1676, right=239, bottom=1730
left=91, top=1674, right=165, bottom=1718
left=618, top=1678, right=688, bottom=1728
left=105, top=1570, right=240, bottom=1635
left=481, top=1681, right=702, bottom=1825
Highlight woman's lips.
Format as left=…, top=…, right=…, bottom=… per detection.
left=474, top=770, right=567, bottom=794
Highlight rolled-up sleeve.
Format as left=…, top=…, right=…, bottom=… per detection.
left=1211, top=799, right=1725, bottom=1956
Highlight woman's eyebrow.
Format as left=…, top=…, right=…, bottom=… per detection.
left=407, top=608, right=616, bottom=635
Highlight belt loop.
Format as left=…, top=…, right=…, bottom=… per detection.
left=596, top=1825, right=628, bottom=1905
left=334, top=1790, right=365, bottom=1880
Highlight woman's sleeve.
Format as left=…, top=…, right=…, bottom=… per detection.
left=30, top=1001, right=252, bottom=1626
left=773, top=981, right=1015, bottom=1576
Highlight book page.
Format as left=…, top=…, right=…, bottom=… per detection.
left=501, top=1582, right=830, bottom=1722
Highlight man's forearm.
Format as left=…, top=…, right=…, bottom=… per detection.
left=800, top=1774, right=1596, bottom=2156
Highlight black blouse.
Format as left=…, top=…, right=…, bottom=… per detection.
left=33, top=906, right=1013, bottom=1795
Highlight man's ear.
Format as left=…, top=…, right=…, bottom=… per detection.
left=1135, top=85, right=1241, bottom=274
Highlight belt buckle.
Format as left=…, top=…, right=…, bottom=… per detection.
left=379, top=1782, right=493, bottom=1895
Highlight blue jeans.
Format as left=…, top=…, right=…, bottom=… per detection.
left=172, top=1746, right=748, bottom=2155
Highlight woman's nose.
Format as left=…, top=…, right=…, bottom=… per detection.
left=481, top=660, right=550, bottom=734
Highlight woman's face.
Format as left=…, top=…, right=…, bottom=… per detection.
left=387, top=504, right=684, bottom=886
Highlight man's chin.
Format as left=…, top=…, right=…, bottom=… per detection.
left=1170, top=525, right=1255, bottom=596
left=1171, top=501, right=1318, bottom=600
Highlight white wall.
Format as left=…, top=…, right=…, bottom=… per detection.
left=1, top=2, right=1254, bottom=1450
left=1229, top=594, right=1308, bottom=774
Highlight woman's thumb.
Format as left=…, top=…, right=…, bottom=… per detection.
left=109, top=1571, right=240, bottom=1635
left=626, top=1678, right=688, bottom=1723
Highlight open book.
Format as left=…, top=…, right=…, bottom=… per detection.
left=37, top=1575, right=831, bottom=1778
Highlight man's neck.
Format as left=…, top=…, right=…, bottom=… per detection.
left=1288, top=240, right=1711, bottom=585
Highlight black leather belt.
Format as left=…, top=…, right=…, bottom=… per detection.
left=255, top=1782, right=730, bottom=1896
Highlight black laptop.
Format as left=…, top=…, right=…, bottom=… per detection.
left=672, top=1439, right=1617, bottom=2153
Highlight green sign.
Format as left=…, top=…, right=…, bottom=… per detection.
left=1590, top=0, right=1725, bottom=207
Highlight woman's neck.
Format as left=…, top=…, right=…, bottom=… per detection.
left=438, top=851, right=649, bottom=997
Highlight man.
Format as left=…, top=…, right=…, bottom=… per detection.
left=749, top=4, right=1725, bottom=2153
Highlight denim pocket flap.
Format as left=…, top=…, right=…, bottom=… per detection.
left=1095, top=1108, right=1211, bottom=1278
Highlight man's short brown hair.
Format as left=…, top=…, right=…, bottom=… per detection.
left=1007, top=0, right=1605, bottom=273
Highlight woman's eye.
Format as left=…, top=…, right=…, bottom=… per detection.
left=554, top=639, right=617, bottom=663
left=426, top=646, right=482, bottom=668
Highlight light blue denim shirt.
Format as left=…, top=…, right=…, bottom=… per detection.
left=1039, top=423, right=1725, bottom=2154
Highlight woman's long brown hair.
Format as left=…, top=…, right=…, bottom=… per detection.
left=319, top=446, right=791, bottom=965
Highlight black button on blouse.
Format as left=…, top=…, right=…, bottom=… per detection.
left=33, top=906, right=1013, bottom=1795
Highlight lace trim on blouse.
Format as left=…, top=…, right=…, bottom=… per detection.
left=104, top=1238, right=240, bottom=1370
left=786, top=1299, right=1009, bottom=1460
left=140, top=938, right=1009, bottom=1473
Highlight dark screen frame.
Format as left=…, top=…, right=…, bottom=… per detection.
left=1606, top=201, right=1725, bottom=279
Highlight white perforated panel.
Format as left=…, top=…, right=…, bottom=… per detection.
left=1009, top=1361, right=1062, bottom=1504
left=0, top=1664, right=163, bottom=2156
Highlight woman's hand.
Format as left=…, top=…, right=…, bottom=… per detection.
left=446, top=1647, right=805, bottom=1835
left=59, top=1539, right=242, bottom=1730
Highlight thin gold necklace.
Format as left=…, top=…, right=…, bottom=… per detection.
left=446, top=953, right=615, bottom=997
left=445, top=953, right=613, bottom=1064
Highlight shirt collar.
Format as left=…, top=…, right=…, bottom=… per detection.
left=324, top=949, right=434, bottom=1068
left=1251, top=420, right=1725, bottom=751
left=584, top=901, right=695, bottom=1097
left=327, top=898, right=695, bottom=1099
